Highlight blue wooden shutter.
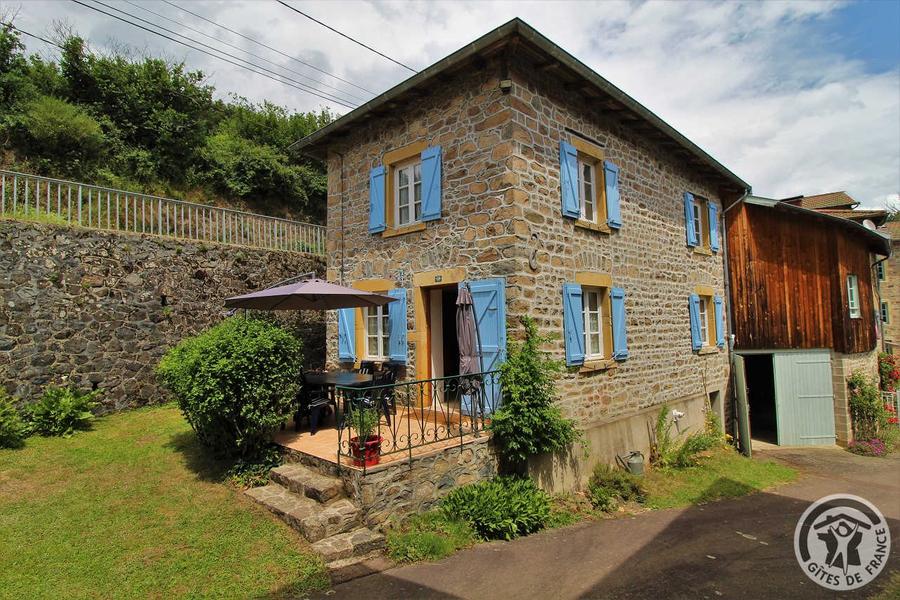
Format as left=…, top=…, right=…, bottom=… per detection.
left=563, top=283, right=585, bottom=366
left=709, top=202, right=719, bottom=252
left=338, top=307, right=356, bottom=361
left=714, top=294, right=725, bottom=347
left=560, top=140, right=580, bottom=218
left=368, top=166, right=386, bottom=233
left=684, top=192, right=698, bottom=247
left=420, top=146, right=442, bottom=222
left=688, top=294, right=702, bottom=351
left=611, top=287, right=628, bottom=360
left=387, top=288, right=408, bottom=362
left=604, top=160, right=621, bottom=229
left=467, top=278, right=507, bottom=417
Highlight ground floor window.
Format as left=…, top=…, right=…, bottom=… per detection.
left=364, top=305, right=389, bottom=360
left=583, top=287, right=606, bottom=359
left=882, top=301, right=890, bottom=324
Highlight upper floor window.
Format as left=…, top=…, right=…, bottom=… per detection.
left=877, top=262, right=886, bottom=282
left=683, top=192, right=719, bottom=253
left=559, top=139, right=621, bottom=230
left=394, top=159, right=422, bottom=227
left=579, top=158, right=598, bottom=223
left=847, top=274, right=861, bottom=319
left=881, top=301, right=890, bottom=324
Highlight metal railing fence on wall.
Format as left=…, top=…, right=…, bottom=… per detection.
left=0, top=170, right=325, bottom=254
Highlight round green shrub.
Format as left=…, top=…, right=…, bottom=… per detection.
left=0, top=391, right=28, bottom=448
left=440, top=476, right=551, bottom=540
left=25, top=386, right=98, bottom=437
left=156, top=317, right=302, bottom=458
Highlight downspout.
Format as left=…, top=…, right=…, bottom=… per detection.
left=722, top=188, right=751, bottom=447
left=873, top=254, right=889, bottom=352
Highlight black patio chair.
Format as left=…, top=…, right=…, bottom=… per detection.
left=295, top=372, right=331, bottom=435
left=358, top=361, right=376, bottom=375
left=369, top=366, right=397, bottom=426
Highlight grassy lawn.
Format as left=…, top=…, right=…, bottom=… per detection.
left=643, top=446, right=797, bottom=509
left=0, top=404, right=328, bottom=600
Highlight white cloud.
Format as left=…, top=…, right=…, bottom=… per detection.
left=8, top=0, right=899, bottom=207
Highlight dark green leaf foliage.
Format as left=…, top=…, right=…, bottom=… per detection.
left=440, top=476, right=551, bottom=540
left=225, top=445, right=283, bottom=488
left=0, top=25, right=332, bottom=222
left=0, top=391, right=28, bottom=448
left=489, top=316, right=580, bottom=464
left=652, top=404, right=720, bottom=469
left=25, top=386, right=99, bottom=437
left=847, top=372, right=888, bottom=441
left=386, top=512, right=476, bottom=563
left=156, top=317, right=302, bottom=458
left=587, top=464, right=646, bottom=512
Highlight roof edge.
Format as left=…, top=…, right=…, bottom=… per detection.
left=745, top=195, right=891, bottom=256
left=292, top=18, right=749, bottom=191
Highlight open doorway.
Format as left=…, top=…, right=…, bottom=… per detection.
left=428, top=285, right=461, bottom=409
left=743, top=354, right=777, bottom=444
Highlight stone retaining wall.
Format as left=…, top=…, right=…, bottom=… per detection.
left=342, top=437, right=499, bottom=528
left=0, top=220, right=324, bottom=412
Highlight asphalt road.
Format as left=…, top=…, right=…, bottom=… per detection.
left=320, top=447, right=900, bottom=599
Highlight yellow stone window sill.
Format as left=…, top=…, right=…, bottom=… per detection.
left=697, top=345, right=721, bottom=355
left=692, top=246, right=713, bottom=256
left=575, top=219, right=611, bottom=234
left=579, top=359, right=618, bottom=374
left=381, top=222, right=426, bottom=238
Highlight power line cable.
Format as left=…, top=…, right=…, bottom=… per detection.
left=275, top=0, right=417, bottom=73
left=70, top=0, right=358, bottom=109
left=83, top=0, right=359, bottom=108
left=0, top=21, right=60, bottom=48
left=121, top=0, right=367, bottom=103
left=163, top=0, right=375, bottom=95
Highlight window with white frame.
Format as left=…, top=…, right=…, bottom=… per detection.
left=578, top=158, right=598, bottom=223
left=582, top=287, right=605, bottom=359
left=698, top=296, right=710, bottom=345
left=364, top=305, right=390, bottom=359
left=882, top=301, right=890, bottom=324
left=847, top=274, right=861, bottom=319
left=877, top=262, right=886, bottom=281
left=394, top=158, right=422, bottom=227
left=692, top=199, right=704, bottom=244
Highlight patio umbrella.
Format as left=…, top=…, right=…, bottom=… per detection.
left=456, top=284, right=482, bottom=407
left=224, top=278, right=396, bottom=311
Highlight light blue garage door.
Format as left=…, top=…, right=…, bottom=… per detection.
left=773, top=351, right=836, bottom=446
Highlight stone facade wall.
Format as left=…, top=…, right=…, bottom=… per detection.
left=322, top=55, right=731, bottom=489
left=881, top=242, right=899, bottom=351
left=342, top=438, right=499, bottom=529
left=0, top=221, right=324, bottom=412
left=832, top=349, right=880, bottom=444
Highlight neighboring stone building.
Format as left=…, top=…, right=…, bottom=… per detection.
left=726, top=195, right=890, bottom=448
left=294, top=19, right=748, bottom=489
left=879, top=220, right=900, bottom=352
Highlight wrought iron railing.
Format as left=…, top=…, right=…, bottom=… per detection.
left=336, top=370, right=502, bottom=472
left=0, top=169, right=325, bottom=254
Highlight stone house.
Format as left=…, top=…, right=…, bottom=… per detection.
left=878, top=220, right=900, bottom=352
left=726, top=195, right=890, bottom=448
left=293, top=18, right=748, bottom=490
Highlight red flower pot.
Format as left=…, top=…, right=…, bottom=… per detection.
left=350, top=435, right=382, bottom=467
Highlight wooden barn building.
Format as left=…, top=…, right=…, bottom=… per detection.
left=725, top=195, right=890, bottom=448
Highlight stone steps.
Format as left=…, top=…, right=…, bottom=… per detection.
left=270, top=463, right=344, bottom=503
left=244, top=462, right=385, bottom=570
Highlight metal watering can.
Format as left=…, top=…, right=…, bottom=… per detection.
left=616, top=451, right=645, bottom=476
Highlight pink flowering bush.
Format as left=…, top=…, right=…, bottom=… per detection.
left=848, top=438, right=887, bottom=457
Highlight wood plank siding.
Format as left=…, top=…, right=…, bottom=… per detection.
left=726, top=202, right=877, bottom=353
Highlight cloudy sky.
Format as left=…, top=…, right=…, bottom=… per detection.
left=6, top=0, right=899, bottom=208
